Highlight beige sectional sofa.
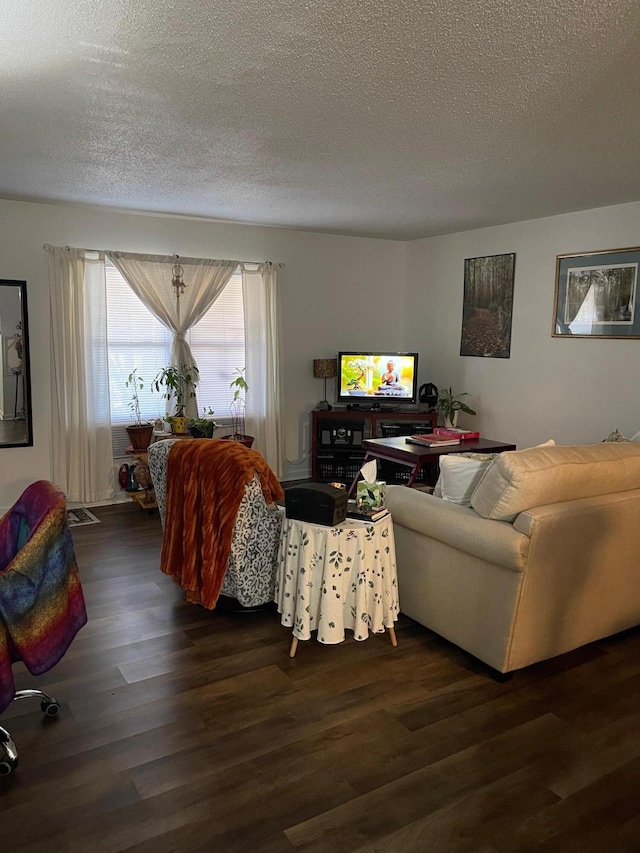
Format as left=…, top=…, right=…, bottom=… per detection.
left=386, top=441, right=640, bottom=674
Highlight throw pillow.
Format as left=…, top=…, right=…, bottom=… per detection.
left=435, top=452, right=497, bottom=507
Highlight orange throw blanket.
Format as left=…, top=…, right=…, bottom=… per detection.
left=160, top=439, right=283, bottom=609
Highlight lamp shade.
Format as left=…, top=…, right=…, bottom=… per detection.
left=313, top=358, right=337, bottom=379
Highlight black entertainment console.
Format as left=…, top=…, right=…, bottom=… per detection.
left=311, top=408, right=438, bottom=484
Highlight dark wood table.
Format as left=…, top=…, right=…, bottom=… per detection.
left=348, top=436, right=517, bottom=495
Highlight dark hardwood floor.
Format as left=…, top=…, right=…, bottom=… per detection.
left=2, top=502, right=640, bottom=852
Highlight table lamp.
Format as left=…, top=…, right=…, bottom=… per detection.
left=313, top=358, right=337, bottom=410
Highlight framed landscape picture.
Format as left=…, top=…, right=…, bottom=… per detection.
left=553, top=247, right=640, bottom=338
left=460, top=253, right=516, bottom=358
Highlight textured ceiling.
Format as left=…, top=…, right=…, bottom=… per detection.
left=1, top=0, right=640, bottom=239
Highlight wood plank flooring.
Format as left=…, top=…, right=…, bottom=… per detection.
left=2, top=502, right=640, bottom=852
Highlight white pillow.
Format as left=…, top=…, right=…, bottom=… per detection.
left=435, top=453, right=496, bottom=507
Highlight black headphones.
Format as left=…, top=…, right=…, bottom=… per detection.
left=418, top=383, right=439, bottom=409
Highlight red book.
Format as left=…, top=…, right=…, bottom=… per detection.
left=406, top=433, right=461, bottom=447
left=433, top=428, right=480, bottom=440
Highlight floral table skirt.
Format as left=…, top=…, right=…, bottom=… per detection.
left=275, top=515, right=399, bottom=644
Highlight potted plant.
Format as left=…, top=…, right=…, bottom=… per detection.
left=222, top=368, right=254, bottom=448
left=124, top=369, right=154, bottom=450
left=437, top=387, right=476, bottom=428
left=187, top=407, right=218, bottom=438
left=152, top=363, right=199, bottom=435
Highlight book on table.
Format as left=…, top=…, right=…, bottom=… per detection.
left=406, top=433, right=461, bottom=447
left=432, top=427, right=480, bottom=440
left=346, top=501, right=389, bottom=522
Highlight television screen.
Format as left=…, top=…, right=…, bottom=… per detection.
left=337, top=352, right=419, bottom=405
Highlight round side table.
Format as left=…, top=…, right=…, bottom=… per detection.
left=275, top=514, right=399, bottom=656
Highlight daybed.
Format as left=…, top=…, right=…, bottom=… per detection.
left=386, top=441, right=640, bottom=674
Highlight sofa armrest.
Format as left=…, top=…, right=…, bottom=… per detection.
left=386, top=485, right=529, bottom=573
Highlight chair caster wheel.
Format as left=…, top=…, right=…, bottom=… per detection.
left=0, top=739, right=18, bottom=776
left=41, top=698, right=60, bottom=717
left=0, top=756, right=18, bottom=776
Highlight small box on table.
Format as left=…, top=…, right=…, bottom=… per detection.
left=285, top=483, right=347, bottom=527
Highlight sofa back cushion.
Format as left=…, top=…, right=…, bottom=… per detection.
left=471, top=442, right=640, bottom=522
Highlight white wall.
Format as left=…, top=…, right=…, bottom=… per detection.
left=404, top=201, right=640, bottom=449
left=2, top=196, right=638, bottom=508
left=0, top=198, right=404, bottom=506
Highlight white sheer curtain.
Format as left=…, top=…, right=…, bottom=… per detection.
left=48, top=247, right=114, bottom=503
left=242, top=263, right=284, bottom=476
left=107, top=252, right=238, bottom=417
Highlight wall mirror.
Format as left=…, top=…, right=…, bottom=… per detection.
left=0, top=280, right=33, bottom=447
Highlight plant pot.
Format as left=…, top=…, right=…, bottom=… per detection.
left=443, top=412, right=459, bottom=429
left=188, top=420, right=216, bottom=438
left=188, top=425, right=206, bottom=438
left=171, top=416, right=189, bottom=435
left=125, top=424, right=154, bottom=451
left=221, top=433, right=254, bottom=448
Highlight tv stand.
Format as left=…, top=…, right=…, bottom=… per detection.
left=311, top=408, right=437, bottom=483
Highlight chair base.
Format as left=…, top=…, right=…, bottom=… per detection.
left=0, top=689, right=60, bottom=777
left=0, top=726, right=18, bottom=775
left=216, top=595, right=277, bottom=614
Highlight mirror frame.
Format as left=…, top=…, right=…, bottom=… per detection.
left=0, top=279, right=33, bottom=448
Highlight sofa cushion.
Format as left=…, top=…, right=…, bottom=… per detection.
left=435, top=452, right=496, bottom=506
left=471, top=442, right=640, bottom=522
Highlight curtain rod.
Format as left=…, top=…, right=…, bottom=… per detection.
left=42, top=244, right=284, bottom=268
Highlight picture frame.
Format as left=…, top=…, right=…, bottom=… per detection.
left=553, top=246, right=640, bottom=338
left=460, top=252, right=516, bottom=358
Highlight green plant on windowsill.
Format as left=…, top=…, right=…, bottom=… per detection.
left=152, top=363, right=199, bottom=415
left=224, top=368, right=254, bottom=448
left=437, top=387, right=476, bottom=427
left=124, top=369, right=154, bottom=450
left=152, top=363, right=199, bottom=435
left=187, top=407, right=218, bottom=439
left=125, top=369, right=146, bottom=426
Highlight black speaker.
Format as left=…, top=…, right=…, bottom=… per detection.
left=320, top=421, right=364, bottom=446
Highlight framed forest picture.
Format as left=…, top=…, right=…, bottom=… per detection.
left=553, top=247, right=640, bottom=338
left=460, top=253, right=516, bottom=358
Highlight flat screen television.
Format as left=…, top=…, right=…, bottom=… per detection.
left=337, top=352, right=419, bottom=407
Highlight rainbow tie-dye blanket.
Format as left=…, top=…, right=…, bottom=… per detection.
left=0, top=481, right=87, bottom=714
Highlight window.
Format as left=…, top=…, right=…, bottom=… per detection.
left=106, top=261, right=245, bottom=456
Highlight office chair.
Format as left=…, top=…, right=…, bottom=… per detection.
left=0, top=480, right=87, bottom=775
